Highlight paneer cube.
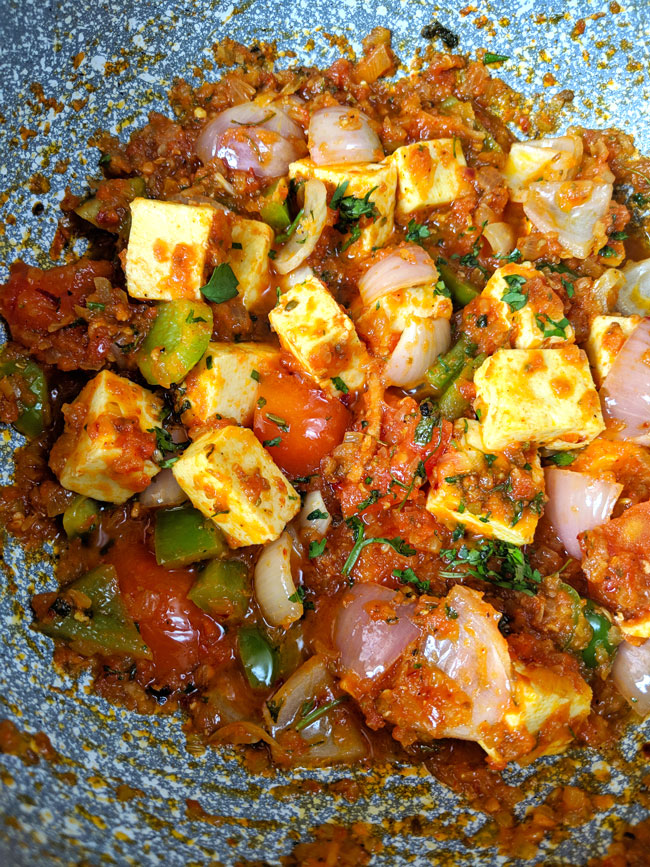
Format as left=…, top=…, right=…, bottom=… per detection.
left=269, top=276, right=369, bottom=395
left=503, top=136, right=582, bottom=202
left=477, top=263, right=574, bottom=349
left=125, top=198, right=214, bottom=301
left=426, top=420, right=544, bottom=545
left=180, top=342, right=281, bottom=433
left=230, top=216, right=274, bottom=311
left=355, top=284, right=452, bottom=356
left=585, top=314, right=640, bottom=386
left=474, top=346, right=605, bottom=451
left=389, top=139, right=472, bottom=215
left=49, top=370, right=163, bottom=504
left=171, top=426, right=300, bottom=547
left=288, top=159, right=396, bottom=256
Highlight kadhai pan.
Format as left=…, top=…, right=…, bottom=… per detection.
left=0, top=0, right=649, bottom=863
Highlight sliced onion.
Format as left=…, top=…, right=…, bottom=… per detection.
left=618, top=258, right=650, bottom=316
left=592, top=268, right=625, bottom=313
left=273, top=179, right=328, bottom=275
left=544, top=467, right=622, bottom=559
left=612, top=639, right=650, bottom=716
left=334, top=583, right=419, bottom=680
left=196, top=101, right=304, bottom=178
left=384, top=317, right=451, bottom=388
left=359, top=245, right=438, bottom=307
left=483, top=222, right=516, bottom=257
left=308, top=106, right=383, bottom=166
left=254, top=531, right=303, bottom=628
left=139, top=469, right=187, bottom=508
left=299, top=490, right=332, bottom=537
left=523, top=181, right=612, bottom=259
left=423, top=584, right=513, bottom=735
left=265, top=655, right=332, bottom=731
left=601, top=318, right=650, bottom=444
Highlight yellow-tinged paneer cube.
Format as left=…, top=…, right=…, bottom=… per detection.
left=474, top=346, right=605, bottom=452
left=230, top=216, right=274, bottom=311
left=171, top=426, right=300, bottom=547
left=502, top=136, right=582, bottom=202
left=501, top=660, right=592, bottom=760
left=389, top=139, right=472, bottom=215
left=49, top=370, right=163, bottom=504
left=355, top=284, right=452, bottom=356
left=289, top=159, right=396, bottom=257
left=478, top=263, right=574, bottom=349
left=585, top=314, right=641, bottom=386
left=426, top=420, right=544, bottom=545
left=125, top=198, right=214, bottom=301
left=180, top=342, right=281, bottom=432
left=269, top=276, right=369, bottom=395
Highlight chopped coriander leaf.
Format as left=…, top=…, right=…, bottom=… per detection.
left=445, top=604, right=459, bottom=619
left=611, top=230, right=628, bottom=240
left=497, top=248, right=522, bottom=263
left=200, top=263, right=239, bottom=304
left=451, top=523, right=465, bottom=542
left=357, top=490, right=382, bottom=511
left=257, top=396, right=266, bottom=408
left=275, top=208, right=304, bottom=244
left=342, top=516, right=416, bottom=577
left=502, top=274, right=528, bottom=311
left=262, top=436, right=282, bottom=448
left=484, top=453, right=497, bottom=467
left=440, top=539, right=542, bottom=595
left=561, top=277, right=575, bottom=298
left=185, top=309, right=207, bottom=323
left=476, top=314, right=488, bottom=327
left=250, top=369, right=260, bottom=382
left=535, top=314, right=570, bottom=339
left=309, top=538, right=327, bottom=558
left=307, top=508, right=329, bottom=521
left=159, top=456, right=180, bottom=469
left=294, top=696, right=347, bottom=731
left=434, top=280, right=451, bottom=298
left=149, top=426, right=188, bottom=456
left=231, top=241, right=243, bottom=250
left=484, top=52, right=509, bottom=64
left=331, top=376, right=349, bottom=394
left=288, top=587, right=306, bottom=604
left=266, top=412, right=290, bottom=432
left=405, top=219, right=431, bottom=244
left=393, top=567, right=430, bottom=593
left=86, top=301, right=105, bottom=311
left=548, top=452, right=576, bottom=466
left=98, top=153, right=111, bottom=165
left=599, top=245, right=618, bottom=258
left=206, top=355, right=213, bottom=370
left=330, top=183, right=378, bottom=249
left=414, top=399, right=440, bottom=446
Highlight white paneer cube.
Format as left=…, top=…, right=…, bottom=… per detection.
left=503, top=136, right=582, bottom=202
left=355, top=284, right=452, bottom=356
left=171, top=426, right=300, bottom=547
left=289, top=159, right=397, bottom=257
left=426, top=420, right=544, bottom=545
left=180, top=342, right=281, bottom=433
left=230, top=216, right=274, bottom=312
left=585, top=314, right=641, bottom=386
left=125, top=198, right=214, bottom=301
left=269, top=276, right=369, bottom=395
left=477, top=263, right=574, bottom=349
left=389, top=139, right=472, bottom=215
left=49, top=370, right=163, bottom=504
left=500, top=659, right=592, bottom=761
left=474, top=346, right=605, bottom=452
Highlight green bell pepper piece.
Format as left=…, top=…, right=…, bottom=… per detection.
left=0, top=352, right=50, bottom=438
left=154, top=505, right=227, bottom=568
left=238, top=626, right=277, bottom=689
left=582, top=602, right=618, bottom=668
left=425, top=333, right=477, bottom=397
left=137, top=299, right=213, bottom=388
left=62, top=496, right=101, bottom=539
left=437, top=261, right=480, bottom=307
left=259, top=179, right=291, bottom=231
left=74, top=177, right=146, bottom=230
left=36, top=565, right=151, bottom=659
left=437, top=353, right=487, bottom=420
left=188, top=559, right=250, bottom=621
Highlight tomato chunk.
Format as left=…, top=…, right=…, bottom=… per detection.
left=253, top=369, right=350, bottom=477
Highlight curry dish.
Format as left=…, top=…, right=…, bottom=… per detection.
left=2, top=30, right=650, bottom=793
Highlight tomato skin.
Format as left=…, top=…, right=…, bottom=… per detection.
left=106, top=540, right=226, bottom=681
left=253, top=369, right=350, bottom=477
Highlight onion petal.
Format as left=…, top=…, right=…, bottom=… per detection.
left=359, top=245, right=438, bottom=307
left=273, top=179, right=328, bottom=275
left=334, top=583, right=419, bottom=680
left=384, top=317, right=451, bottom=388
left=482, top=222, right=516, bottom=257
left=265, top=655, right=332, bottom=731
left=139, top=468, right=187, bottom=508
left=601, top=318, right=650, bottom=443
left=308, top=106, right=383, bottom=166
left=612, top=639, right=650, bottom=716
left=523, top=180, right=612, bottom=259
left=544, top=467, right=622, bottom=559
left=618, top=258, right=650, bottom=316
left=254, top=531, right=303, bottom=628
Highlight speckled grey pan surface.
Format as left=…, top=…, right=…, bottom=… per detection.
left=1, top=1, right=650, bottom=864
